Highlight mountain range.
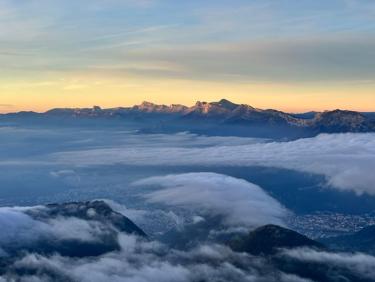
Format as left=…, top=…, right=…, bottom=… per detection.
left=2, top=99, right=374, bottom=138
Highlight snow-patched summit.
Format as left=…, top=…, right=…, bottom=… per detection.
left=133, top=101, right=188, bottom=113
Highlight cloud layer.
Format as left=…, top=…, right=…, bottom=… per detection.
left=52, top=133, right=375, bottom=195
left=0, top=202, right=293, bottom=282
left=3, top=234, right=308, bottom=282
left=0, top=200, right=374, bottom=282
left=133, top=173, right=287, bottom=228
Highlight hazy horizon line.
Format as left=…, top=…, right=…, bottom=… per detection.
left=1, top=98, right=374, bottom=115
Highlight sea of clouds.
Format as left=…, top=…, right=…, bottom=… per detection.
left=0, top=125, right=375, bottom=281
left=1, top=126, right=374, bottom=195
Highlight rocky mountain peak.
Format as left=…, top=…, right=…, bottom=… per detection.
left=211, top=99, right=239, bottom=110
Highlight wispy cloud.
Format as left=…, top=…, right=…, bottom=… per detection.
left=0, top=0, right=374, bottom=86
left=0, top=104, right=14, bottom=108
left=106, top=35, right=375, bottom=83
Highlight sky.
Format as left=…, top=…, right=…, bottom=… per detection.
left=0, top=0, right=374, bottom=113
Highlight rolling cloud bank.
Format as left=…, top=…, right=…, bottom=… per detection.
left=133, top=173, right=287, bottom=228
left=50, top=133, right=375, bottom=195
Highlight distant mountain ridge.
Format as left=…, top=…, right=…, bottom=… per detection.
left=2, top=99, right=374, bottom=138
left=44, top=99, right=375, bottom=130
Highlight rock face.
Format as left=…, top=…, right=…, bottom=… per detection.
left=132, top=101, right=188, bottom=114
left=310, top=110, right=374, bottom=133
left=184, top=99, right=240, bottom=118
left=228, top=224, right=324, bottom=255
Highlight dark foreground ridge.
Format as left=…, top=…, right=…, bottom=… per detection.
left=1, top=200, right=146, bottom=259
left=228, top=224, right=324, bottom=255
left=0, top=201, right=374, bottom=282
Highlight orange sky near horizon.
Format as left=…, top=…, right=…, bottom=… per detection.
left=1, top=77, right=374, bottom=114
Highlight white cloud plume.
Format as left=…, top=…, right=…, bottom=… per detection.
left=52, top=133, right=375, bottom=195
left=132, top=173, right=287, bottom=228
